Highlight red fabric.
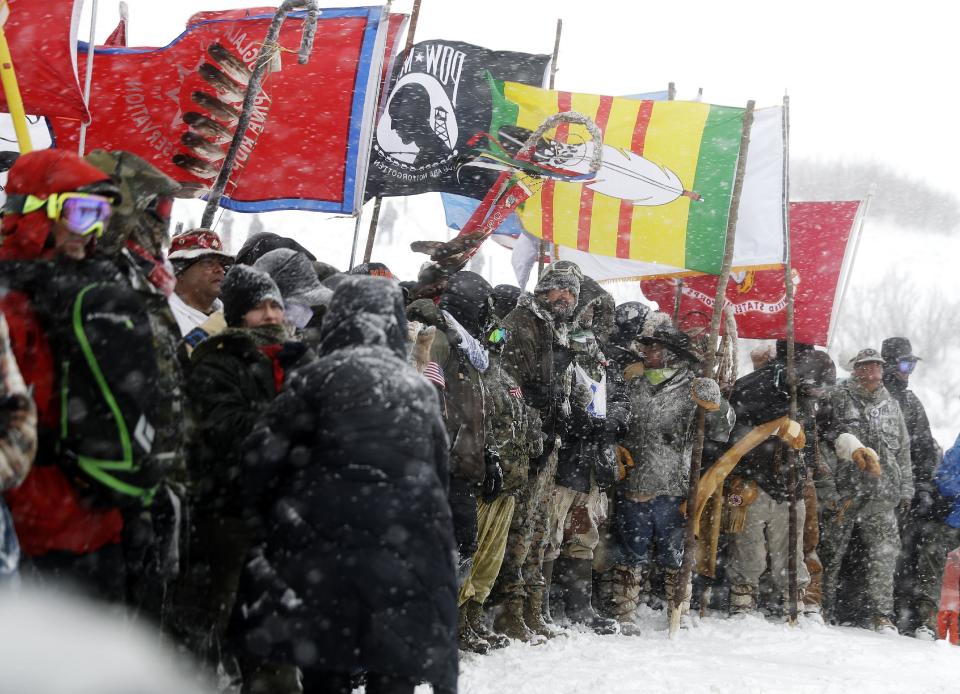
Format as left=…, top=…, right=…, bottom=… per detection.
left=259, top=343, right=285, bottom=392
left=5, top=466, right=124, bottom=556
left=126, top=241, right=176, bottom=296
left=103, top=18, right=126, bottom=47
left=938, top=547, right=960, bottom=638
left=1, top=0, right=88, bottom=119
left=48, top=11, right=403, bottom=210
left=0, top=292, right=55, bottom=429
left=640, top=201, right=860, bottom=346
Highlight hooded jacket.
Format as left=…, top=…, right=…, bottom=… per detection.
left=236, top=276, right=457, bottom=691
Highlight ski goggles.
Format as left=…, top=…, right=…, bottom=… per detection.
left=5, top=192, right=113, bottom=238
left=897, top=359, right=917, bottom=375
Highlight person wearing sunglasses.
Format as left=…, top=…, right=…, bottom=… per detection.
left=881, top=337, right=949, bottom=639
left=168, top=227, right=234, bottom=337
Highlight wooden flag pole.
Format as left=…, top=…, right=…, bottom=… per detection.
left=537, top=18, right=563, bottom=280
left=670, top=100, right=756, bottom=638
left=672, top=278, right=684, bottom=326
left=0, top=1, right=31, bottom=153
left=781, top=94, right=800, bottom=625
left=360, top=0, right=421, bottom=266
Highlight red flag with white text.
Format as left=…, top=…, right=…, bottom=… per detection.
left=50, top=7, right=402, bottom=214
left=639, top=201, right=861, bottom=345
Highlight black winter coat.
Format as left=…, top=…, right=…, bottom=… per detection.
left=727, top=362, right=813, bottom=503
left=239, top=276, right=458, bottom=691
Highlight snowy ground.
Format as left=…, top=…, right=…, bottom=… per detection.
left=452, top=609, right=960, bottom=694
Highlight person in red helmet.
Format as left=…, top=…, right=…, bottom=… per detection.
left=0, top=149, right=130, bottom=600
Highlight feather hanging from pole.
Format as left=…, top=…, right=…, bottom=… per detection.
left=716, top=303, right=739, bottom=395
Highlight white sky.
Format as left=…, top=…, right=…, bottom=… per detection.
left=82, top=0, right=960, bottom=192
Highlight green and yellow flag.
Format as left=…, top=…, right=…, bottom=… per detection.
left=486, top=80, right=746, bottom=275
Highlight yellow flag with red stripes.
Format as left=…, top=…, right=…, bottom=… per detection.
left=490, top=80, right=746, bottom=275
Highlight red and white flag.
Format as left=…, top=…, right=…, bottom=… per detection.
left=640, top=201, right=862, bottom=346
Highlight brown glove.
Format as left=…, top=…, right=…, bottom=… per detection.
left=852, top=447, right=881, bottom=476
left=776, top=419, right=806, bottom=450
left=623, top=362, right=645, bottom=381
left=691, top=377, right=721, bottom=411
left=616, top=445, right=635, bottom=481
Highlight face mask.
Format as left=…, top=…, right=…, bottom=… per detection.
left=897, top=359, right=917, bottom=375
left=645, top=368, right=676, bottom=386
left=284, top=301, right=314, bottom=330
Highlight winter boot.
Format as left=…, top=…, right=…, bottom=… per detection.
left=556, top=557, right=618, bottom=634
left=493, top=596, right=535, bottom=642
left=593, top=568, right=617, bottom=619
left=457, top=607, right=490, bottom=654
left=524, top=586, right=560, bottom=639
left=871, top=614, right=898, bottom=635
left=466, top=600, right=509, bottom=649
left=543, top=558, right=564, bottom=623
left=609, top=564, right=644, bottom=636
left=729, top=584, right=758, bottom=616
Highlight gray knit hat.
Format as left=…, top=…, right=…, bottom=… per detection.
left=254, top=248, right=332, bottom=308
left=534, top=260, right=583, bottom=301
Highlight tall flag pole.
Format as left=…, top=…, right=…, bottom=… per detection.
left=361, top=0, right=418, bottom=266
left=670, top=100, right=756, bottom=638
left=78, top=0, right=100, bottom=155
left=0, top=1, right=31, bottom=152
left=781, top=93, right=800, bottom=625
left=537, top=17, right=562, bottom=280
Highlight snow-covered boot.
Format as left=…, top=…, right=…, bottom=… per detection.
left=729, top=584, right=758, bottom=616
left=558, top=558, right=618, bottom=634
left=871, top=614, right=899, bottom=635
left=466, top=600, right=509, bottom=649
left=610, top=564, right=644, bottom=636
left=493, top=596, right=535, bottom=642
left=524, top=586, right=560, bottom=639
left=458, top=607, right=490, bottom=654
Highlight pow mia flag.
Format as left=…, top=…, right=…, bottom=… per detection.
left=366, top=40, right=551, bottom=199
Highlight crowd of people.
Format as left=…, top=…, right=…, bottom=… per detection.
left=0, top=147, right=958, bottom=693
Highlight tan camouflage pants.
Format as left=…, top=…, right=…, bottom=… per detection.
left=545, top=483, right=607, bottom=562
left=458, top=494, right=516, bottom=606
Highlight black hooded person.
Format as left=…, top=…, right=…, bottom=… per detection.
left=235, top=275, right=458, bottom=694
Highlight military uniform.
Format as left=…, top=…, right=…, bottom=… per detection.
left=818, top=361, right=913, bottom=626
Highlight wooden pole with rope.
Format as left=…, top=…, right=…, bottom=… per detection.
left=360, top=0, right=421, bottom=265
left=669, top=100, right=756, bottom=638
left=537, top=18, right=563, bottom=280
left=0, top=1, right=31, bottom=153
left=781, top=94, right=800, bottom=625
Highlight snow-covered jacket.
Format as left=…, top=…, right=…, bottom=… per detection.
left=238, top=276, right=458, bottom=692
left=622, top=365, right=733, bottom=499
left=818, top=380, right=913, bottom=509
left=935, top=432, right=960, bottom=529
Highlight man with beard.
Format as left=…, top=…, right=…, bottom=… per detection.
left=497, top=260, right=582, bottom=635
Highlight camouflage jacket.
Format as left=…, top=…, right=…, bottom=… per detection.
left=482, top=353, right=542, bottom=493
left=818, top=380, right=913, bottom=509
left=622, top=365, right=734, bottom=499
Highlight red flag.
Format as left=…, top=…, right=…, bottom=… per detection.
left=1, top=0, right=88, bottom=119
left=640, top=201, right=861, bottom=346
left=49, top=8, right=401, bottom=214
left=103, top=2, right=128, bottom=47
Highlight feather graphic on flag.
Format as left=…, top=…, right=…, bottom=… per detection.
left=492, top=116, right=701, bottom=206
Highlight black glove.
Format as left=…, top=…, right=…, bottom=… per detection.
left=915, top=489, right=935, bottom=518
left=529, top=434, right=555, bottom=476
left=483, top=450, right=504, bottom=502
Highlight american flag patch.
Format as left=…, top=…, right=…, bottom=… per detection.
left=509, top=386, right=523, bottom=399
left=423, top=362, right=446, bottom=389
